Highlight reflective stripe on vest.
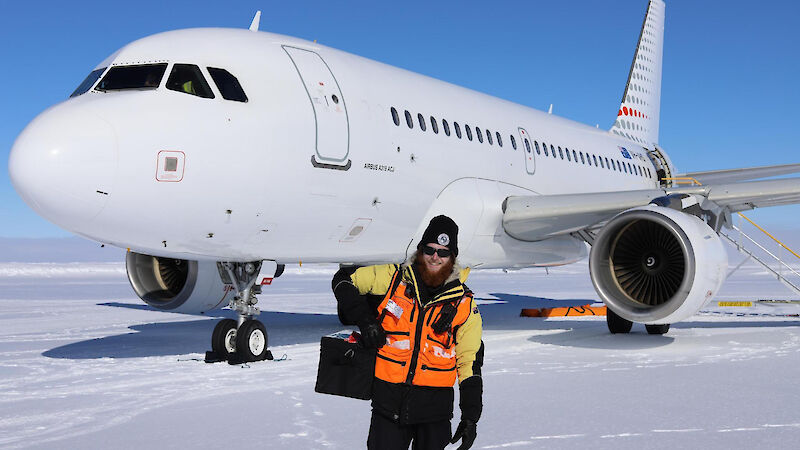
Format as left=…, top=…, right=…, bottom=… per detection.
left=374, top=269, right=473, bottom=388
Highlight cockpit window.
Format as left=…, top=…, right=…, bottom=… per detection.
left=166, top=64, right=214, bottom=99
left=95, top=64, right=167, bottom=92
left=70, top=67, right=106, bottom=98
left=207, top=67, right=248, bottom=102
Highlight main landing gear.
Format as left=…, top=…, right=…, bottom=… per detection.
left=606, top=308, right=670, bottom=335
left=205, top=261, right=279, bottom=364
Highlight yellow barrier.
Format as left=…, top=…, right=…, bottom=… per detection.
left=717, top=301, right=753, bottom=307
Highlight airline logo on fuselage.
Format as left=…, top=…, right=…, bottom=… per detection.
left=619, top=146, right=648, bottom=163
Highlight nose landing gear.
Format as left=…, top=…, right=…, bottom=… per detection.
left=205, top=261, right=277, bottom=364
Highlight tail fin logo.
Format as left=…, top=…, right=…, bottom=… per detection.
left=609, top=0, right=665, bottom=148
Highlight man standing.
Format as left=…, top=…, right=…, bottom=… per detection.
left=332, top=215, right=484, bottom=450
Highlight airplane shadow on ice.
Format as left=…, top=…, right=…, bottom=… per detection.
left=42, top=294, right=800, bottom=359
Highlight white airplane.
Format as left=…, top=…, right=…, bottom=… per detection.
left=9, top=0, right=800, bottom=362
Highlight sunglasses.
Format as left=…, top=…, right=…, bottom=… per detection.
left=422, top=245, right=452, bottom=258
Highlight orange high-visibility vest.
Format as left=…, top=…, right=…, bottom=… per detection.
left=374, top=270, right=473, bottom=388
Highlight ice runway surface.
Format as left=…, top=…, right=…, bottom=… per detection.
left=1, top=261, right=799, bottom=449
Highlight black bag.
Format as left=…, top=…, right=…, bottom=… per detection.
left=315, top=334, right=376, bottom=400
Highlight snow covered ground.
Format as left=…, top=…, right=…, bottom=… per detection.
left=1, top=257, right=799, bottom=449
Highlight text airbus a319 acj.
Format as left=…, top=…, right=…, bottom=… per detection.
left=10, top=0, right=800, bottom=362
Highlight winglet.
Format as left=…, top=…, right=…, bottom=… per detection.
left=249, top=11, right=262, bottom=32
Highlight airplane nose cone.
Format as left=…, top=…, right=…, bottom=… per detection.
left=9, top=106, right=118, bottom=232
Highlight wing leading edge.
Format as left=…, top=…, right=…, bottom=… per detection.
left=503, top=177, right=800, bottom=241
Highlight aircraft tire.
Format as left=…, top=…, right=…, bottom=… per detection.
left=645, top=324, right=670, bottom=335
left=606, top=308, right=633, bottom=334
left=211, top=319, right=238, bottom=357
left=236, top=320, right=268, bottom=362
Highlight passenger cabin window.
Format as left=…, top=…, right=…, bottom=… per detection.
left=71, top=67, right=106, bottom=97
left=487, top=129, right=493, bottom=145
left=565, top=148, right=572, bottom=161
left=443, top=119, right=451, bottom=136
left=208, top=67, right=248, bottom=102
left=391, top=107, right=400, bottom=126
left=534, top=141, right=541, bottom=155
left=496, top=132, right=503, bottom=147
left=166, top=64, right=214, bottom=98
left=543, top=142, right=549, bottom=156
left=465, top=125, right=473, bottom=141
left=510, top=135, right=517, bottom=150
left=430, top=116, right=439, bottom=134
left=454, top=122, right=462, bottom=138
left=417, top=113, right=426, bottom=131
left=405, top=110, right=413, bottom=128
left=476, top=127, right=483, bottom=143
left=95, top=63, right=168, bottom=92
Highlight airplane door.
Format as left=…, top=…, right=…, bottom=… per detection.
left=283, top=46, right=351, bottom=169
left=518, top=127, right=535, bottom=175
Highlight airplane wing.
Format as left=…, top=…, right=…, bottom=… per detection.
left=503, top=177, right=800, bottom=241
left=674, top=163, right=800, bottom=185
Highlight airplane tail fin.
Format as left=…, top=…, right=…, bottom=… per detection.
left=610, top=0, right=665, bottom=147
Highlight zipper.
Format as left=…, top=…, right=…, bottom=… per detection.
left=385, top=331, right=410, bottom=336
left=426, top=334, right=448, bottom=347
left=421, top=364, right=456, bottom=372
left=377, top=353, right=407, bottom=366
left=404, top=306, right=428, bottom=384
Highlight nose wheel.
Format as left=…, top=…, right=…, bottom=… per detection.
left=205, top=261, right=276, bottom=364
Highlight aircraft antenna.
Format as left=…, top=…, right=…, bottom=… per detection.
left=249, top=11, right=262, bottom=31
left=548, top=104, right=553, bottom=114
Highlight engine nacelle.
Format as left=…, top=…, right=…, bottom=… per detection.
left=126, top=252, right=232, bottom=314
left=589, top=205, right=728, bottom=324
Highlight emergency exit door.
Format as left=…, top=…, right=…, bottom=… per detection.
left=283, top=46, right=351, bottom=169
left=518, top=127, right=536, bottom=175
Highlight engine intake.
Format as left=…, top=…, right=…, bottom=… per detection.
left=589, top=205, right=727, bottom=324
left=126, top=252, right=231, bottom=313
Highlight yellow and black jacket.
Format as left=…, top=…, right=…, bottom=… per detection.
left=333, top=260, right=484, bottom=424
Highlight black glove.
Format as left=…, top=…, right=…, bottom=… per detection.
left=450, top=419, right=477, bottom=450
left=358, top=320, right=385, bottom=348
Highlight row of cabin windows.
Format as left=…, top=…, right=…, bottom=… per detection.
left=390, top=107, right=515, bottom=150
left=531, top=139, right=653, bottom=178
left=391, top=106, right=653, bottom=180
left=72, top=63, right=248, bottom=103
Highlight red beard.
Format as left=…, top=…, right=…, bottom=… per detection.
left=414, top=251, right=455, bottom=288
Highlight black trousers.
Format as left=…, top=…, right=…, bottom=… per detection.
left=367, top=411, right=451, bottom=450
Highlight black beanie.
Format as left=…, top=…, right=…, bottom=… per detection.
left=417, top=215, right=459, bottom=257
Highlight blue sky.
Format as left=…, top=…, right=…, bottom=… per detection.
left=1, top=0, right=799, bottom=238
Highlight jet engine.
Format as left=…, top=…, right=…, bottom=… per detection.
left=589, top=204, right=727, bottom=325
left=125, top=252, right=232, bottom=314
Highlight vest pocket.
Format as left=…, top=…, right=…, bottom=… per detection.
left=421, top=364, right=456, bottom=372
left=376, top=353, right=407, bottom=366
left=426, top=333, right=452, bottom=349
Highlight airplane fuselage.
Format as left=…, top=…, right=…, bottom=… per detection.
left=10, top=28, right=662, bottom=269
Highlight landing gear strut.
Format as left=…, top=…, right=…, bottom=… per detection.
left=205, top=261, right=274, bottom=364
